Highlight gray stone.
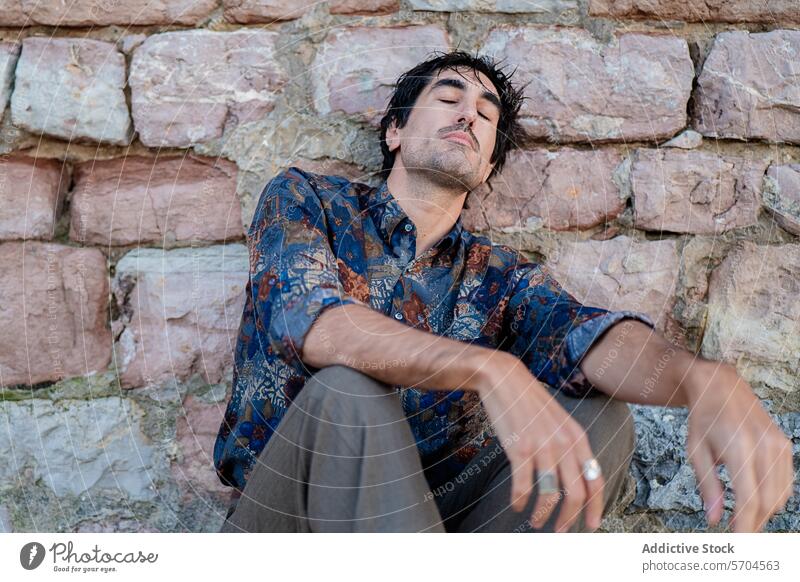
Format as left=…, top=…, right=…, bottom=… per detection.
left=701, top=242, right=800, bottom=398
left=0, top=397, right=159, bottom=500
left=660, top=129, right=702, bottom=150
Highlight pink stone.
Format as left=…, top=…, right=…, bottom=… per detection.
left=112, top=245, right=249, bottom=389
left=130, top=30, right=288, bottom=147
left=0, top=242, right=111, bottom=386
left=0, top=0, right=217, bottom=26
left=0, top=154, right=68, bottom=241
left=545, top=235, right=679, bottom=330
left=10, top=38, right=132, bottom=146
left=173, top=394, right=231, bottom=502
left=631, top=149, right=767, bottom=234
left=222, top=0, right=316, bottom=22
left=313, top=26, right=450, bottom=124
left=482, top=27, right=693, bottom=143
left=329, top=0, right=399, bottom=14
left=693, top=30, right=800, bottom=144
left=69, top=155, right=244, bottom=247
left=763, top=164, right=800, bottom=237
left=590, top=0, right=800, bottom=24
left=463, top=147, right=625, bottom=232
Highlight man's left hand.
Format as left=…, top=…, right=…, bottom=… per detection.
left=683, top=360, right=795, bottom=532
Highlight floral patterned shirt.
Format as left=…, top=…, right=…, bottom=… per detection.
left=213, top=166, right=655, bottom=492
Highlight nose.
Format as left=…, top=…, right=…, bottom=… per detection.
left=456, top=102, right=478, bottom=127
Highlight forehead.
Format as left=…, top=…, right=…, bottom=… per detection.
left=427, top=67, right=500, bottom=99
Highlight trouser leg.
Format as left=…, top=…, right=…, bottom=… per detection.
left=429, top=387, right=636, bottom=533
left=220, top=365, right=445, bottom=532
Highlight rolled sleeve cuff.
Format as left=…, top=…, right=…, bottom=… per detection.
left=269, top=287, right=367, bottom=368
left=557, top=310, right=657, bottom=398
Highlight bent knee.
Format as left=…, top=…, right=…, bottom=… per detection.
left=299, top=365, right=404, bottom=419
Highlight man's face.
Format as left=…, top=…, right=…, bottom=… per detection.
left=386, top=67, right=501, bottom=191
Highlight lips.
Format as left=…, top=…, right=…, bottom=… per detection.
left=442, top=131, right=475, bottom=150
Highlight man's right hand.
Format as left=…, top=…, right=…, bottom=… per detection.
left=475, top=353, right=605, bottom=532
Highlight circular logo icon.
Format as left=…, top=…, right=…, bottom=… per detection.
left=20, top=542, right=46, bottom=570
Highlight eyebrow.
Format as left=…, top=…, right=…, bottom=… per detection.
left=429, top=77, right=502, bottom=115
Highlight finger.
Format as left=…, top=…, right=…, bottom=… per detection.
left=687, top=437, right=724, bottom=526
left=568, top=427, right=604, bottom=531
left=755, top=435, right=794, bottom=531
left=509, top=452, right=535, bottom=513
left=726, top=441, right=760, bottom=533
left=554, top=459, right=586, bottom=533
left=530, top=456, right=561, bottom=529
left=582, top=463, right=605, bottom=531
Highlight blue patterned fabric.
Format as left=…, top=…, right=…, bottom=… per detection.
left=213, top=166, right=655, bottom=492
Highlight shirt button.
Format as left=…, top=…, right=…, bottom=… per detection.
left=394, top=312, right=404, bottom=320
left=404, top=223, right=413, bottom=232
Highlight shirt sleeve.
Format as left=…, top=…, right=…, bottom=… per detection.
left=503, top=262, right=656, bottom=398
left=248, top=166, right=367, bottom=368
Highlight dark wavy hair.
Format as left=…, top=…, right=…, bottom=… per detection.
left=378, top=50, right=528, bottom=200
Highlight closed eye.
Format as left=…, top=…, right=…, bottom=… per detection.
left=439, top=99, right=489, bottom=120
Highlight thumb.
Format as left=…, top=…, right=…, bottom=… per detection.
left=687, top=437, right=724, bottom=526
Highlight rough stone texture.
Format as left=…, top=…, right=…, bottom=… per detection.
left=410, top=0, right=578, bottom=12
left=693, top=30, right=800, bottom=145
left=701, top=242, right=800, bottom=400
left=590, top=0, right=800, bottom=24
left=0, top=242, right=111, bottom=387
left=627, top=404, right=800, bottom=532
left=112, top=245, right=248, bottom=389
left=129, top=30, right=288, bottom=148
left=763, top=164, right=800, bottom=237
left=463, top=147, right=625, bottom=232
left=0, top=397, right=159, bottom=500
left=0, top=0, right=217, bottom=26
left=313, top=26, right=450, bottom=124
left=661, top=129, right=702, bottom=150
left=69, top=155, right=243, bottom=247
left=631, top=149, right=767, bottom=234
left=329, top=0, right=399, bottom=14
left=0, top=154, right=68, bottom=241
left=10, top=38, right=132, bottom=146
left=222, top=0, right=316, bottom=22
left=0, top=42, right=19, bottom=124
left=544, top=236, right=679, bottom=330
left=172, top=394, right=231, bottom=503
left=482, top=28, right=694, bottom=143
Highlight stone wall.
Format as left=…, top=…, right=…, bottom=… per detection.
left=0, top=0, right=798, bottom=533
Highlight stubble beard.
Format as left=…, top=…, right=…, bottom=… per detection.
left=403, top=140, right=482, bottom=192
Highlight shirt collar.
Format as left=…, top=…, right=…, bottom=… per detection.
left=367, top=179, right=464, bottom=254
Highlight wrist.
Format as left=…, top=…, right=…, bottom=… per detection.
left=466, top=348, right=522, bottom=396
left=679, top=356, right=738, bottom=407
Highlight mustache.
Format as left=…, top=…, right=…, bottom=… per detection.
left=440, top=125, right=479, bottom=149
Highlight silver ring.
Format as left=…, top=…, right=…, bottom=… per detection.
left=536, top=470, right=559, bottom=495
left=582, top=458, right=602, bottom=481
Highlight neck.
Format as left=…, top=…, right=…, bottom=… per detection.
left=386, top=165, right=467, bottom=257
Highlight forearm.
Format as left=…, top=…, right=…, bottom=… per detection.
left=302, top=303, right=508, bottom=393
left=579, top=319, right=701, bottom=407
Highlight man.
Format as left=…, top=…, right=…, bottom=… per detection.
left=214, top=51, right=794, bottom=533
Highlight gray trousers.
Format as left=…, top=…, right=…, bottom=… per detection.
left=220, top=364, right=636, bottom=533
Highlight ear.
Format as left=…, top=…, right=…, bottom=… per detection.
left=385, top=120, right=401, bottom=153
